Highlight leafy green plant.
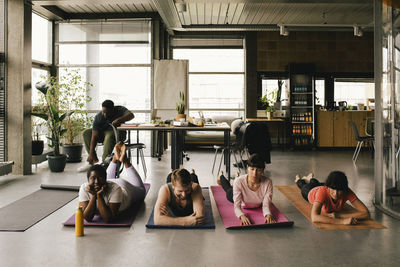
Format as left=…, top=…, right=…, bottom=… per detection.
left=57, top=69, right=93, bottom=145
left=32, top=78, right=73, bottom=156
left=176, top=91, right=185, bottom=114
left=260, top=88, right=278, bottom=113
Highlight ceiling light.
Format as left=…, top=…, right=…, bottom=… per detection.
left=354, top=26, right=363, bottom=37
left=279, top=25, right=289, bottom=36
left=176, top=1, right=187, bottom=13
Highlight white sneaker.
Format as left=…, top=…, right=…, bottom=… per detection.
left=77, top=163, right=92, bottom=172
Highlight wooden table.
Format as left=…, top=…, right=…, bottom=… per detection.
left=246, top=118, right=286, bottom=150
left=118, top=123, right=232, bottom=178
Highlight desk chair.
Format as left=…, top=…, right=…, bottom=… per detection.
left=350, top=121, right=374, bottom=163
left=110, top=124, right=147, bottom=178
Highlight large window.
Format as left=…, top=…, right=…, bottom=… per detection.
left=32, top=13, right=52, bottom=64
left=173, top=47, right=245, bottom=118
left=57, top=20, right=152, bottom=153
left=32, top=13, right=52, bottom=143
left=334, top=79, right=374, bottom=107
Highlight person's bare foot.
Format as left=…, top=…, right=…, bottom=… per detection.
left=295, top=174, right=302, bottom=183
left=119, top=143, right=127, bottom=162
left=304, top=172, right=314, bottom=183
left=114, top=141, right=123, bottom=160
left=217, top=170, right=224, bottom=185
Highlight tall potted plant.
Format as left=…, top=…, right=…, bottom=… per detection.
left=32, top=78, right=73, bottom=172
left=58, top=69, right=93, bottom=162
left=176, top=91, right=186, bottom=121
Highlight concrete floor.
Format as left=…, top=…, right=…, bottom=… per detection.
left=0, top=148, right=399, bottom=267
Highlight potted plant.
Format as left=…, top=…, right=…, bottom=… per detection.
left=31, top=115, right=44, bottom=156
left=32, top=78, right=73, bottom=172
left=58, top=69, right=93, bottom=162
left=176, top=91, right=186, bottom=121
left=260, top=88, right=277, bottom=120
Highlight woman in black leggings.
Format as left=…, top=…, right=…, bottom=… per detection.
left=295, top=173, right=324, bottom=201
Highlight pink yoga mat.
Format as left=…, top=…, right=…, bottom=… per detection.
left=211, top=185, right=293, bottom=229
left=64, top=183, right=150, bottom=227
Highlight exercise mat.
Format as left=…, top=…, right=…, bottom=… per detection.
left=146, top=188, right=215, bottom=229
left=211, top=185, right=293, bottom=229
left=40, top=184, right=80, bottom=191
left=64, top=183, right=150, bottom=227
left=0, top=189, right=77, bottom=231
left=276, top=185, right=386, bottom=230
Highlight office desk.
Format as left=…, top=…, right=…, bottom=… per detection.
left=246, top=118, right=287, bottom=150
left=118, top=124, right=232, bottom=178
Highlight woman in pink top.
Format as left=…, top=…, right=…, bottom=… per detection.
left=295, top=171, right=370, bottom=225
left=218, top=154, right=275, bottom=226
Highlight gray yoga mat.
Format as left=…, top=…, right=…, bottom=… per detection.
left=0, top=189, right=78, bottom=232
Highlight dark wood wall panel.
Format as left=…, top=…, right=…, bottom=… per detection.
left=257, top=31, right=373, bottom=73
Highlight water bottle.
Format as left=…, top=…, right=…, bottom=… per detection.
left=75, top=207, right=84, bottom=237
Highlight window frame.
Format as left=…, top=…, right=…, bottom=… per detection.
left=55, top=20, right=153, bottom=117
left=171, top=46, right=245, bottom=116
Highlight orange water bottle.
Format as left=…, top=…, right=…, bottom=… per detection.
left=75, top=207, right=84, bottom=237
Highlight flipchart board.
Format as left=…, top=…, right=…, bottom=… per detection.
left=153, top=59, right=188, bottom=120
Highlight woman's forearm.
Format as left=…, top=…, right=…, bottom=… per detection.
left=97, top=197, right=114, bottom=222
left=83, top=196, right=96, bottom=221
left=338, top=210, right=370, bottom=220
left=311, top=213, right=345, bottom=225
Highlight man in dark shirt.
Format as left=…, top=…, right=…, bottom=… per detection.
left=78, top=100, right=134, bottom=172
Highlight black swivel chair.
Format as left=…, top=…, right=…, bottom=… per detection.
left=350, top=121, right=374, bottom=163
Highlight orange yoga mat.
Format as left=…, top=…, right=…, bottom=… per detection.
left=276, top=185, right=386, bottom=230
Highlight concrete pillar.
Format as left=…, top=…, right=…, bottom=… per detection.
left=245, top=32, right=257, bottom=118
left=7, top=0, right=32, bottom=174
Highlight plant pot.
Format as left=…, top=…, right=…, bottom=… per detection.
left=62, top=143, right=83, bottom=163
left=266, top=111, right=272, bottom=120
left=47, top=154, right=67, bottom=172
left=176, top=113, right=186, bottom=121
left=32, top=140, right=44, bottom=155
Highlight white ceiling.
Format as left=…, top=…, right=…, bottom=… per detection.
left=32, top=0, right=373, bottom=33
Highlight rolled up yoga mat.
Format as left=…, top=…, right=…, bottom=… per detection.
left=40, top=184, right=80, bottom=191
left=146, top=188, right=215, bottom=229
left=211, top=185, right=294, bottom=229
left=63, top=183, right=150, bottom=227
left=276, top=185, right=386, bottom=230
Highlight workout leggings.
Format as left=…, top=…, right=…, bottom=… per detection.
left=220, top=175, right=233, bottom=203
left=296, top=178, right=324, bottom=201
left=106, top=162, right=146, bottom=207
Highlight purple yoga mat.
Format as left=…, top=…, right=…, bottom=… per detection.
left=210, top=185, right=293, bottom=229
left=63, top=183, right=150, bottom=227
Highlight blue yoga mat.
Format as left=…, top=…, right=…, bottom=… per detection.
left=146, top=188, right=215, bottom=229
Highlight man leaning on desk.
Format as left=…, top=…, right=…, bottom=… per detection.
left=78, top=100, right=134, bottom=172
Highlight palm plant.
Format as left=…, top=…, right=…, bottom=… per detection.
left=32, top=78, right=73, bottom=156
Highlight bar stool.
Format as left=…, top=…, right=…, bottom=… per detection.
left=110, top=124, right=147, bottom=177
left=211, top=145, right=241, bottom=176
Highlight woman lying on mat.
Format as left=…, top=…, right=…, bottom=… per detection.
left=295, top=171, right=370, bottom=225
left=78, top=142, right=146, bottom=223
left=218, top=153, right=275, bottom=226
left=154, top=168, right=205, bottom=226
